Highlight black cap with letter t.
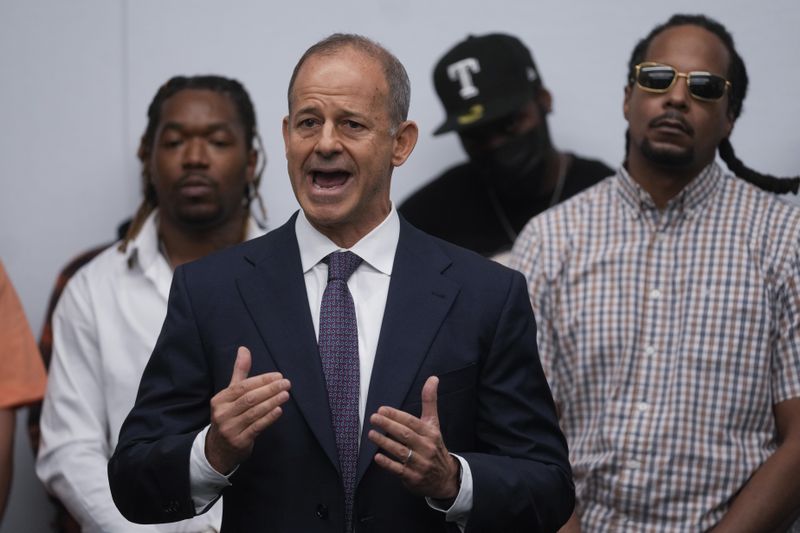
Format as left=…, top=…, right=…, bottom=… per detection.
left=432, top=33, right=542, bottom=135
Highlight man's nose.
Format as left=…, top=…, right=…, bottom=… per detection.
left=664, top=76, right=690, bottom=110
left=314, top=122, right=343, bottom=156
left=183, top=138, right=210, bottom=167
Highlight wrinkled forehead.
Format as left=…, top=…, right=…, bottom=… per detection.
left=289, top=47, right=389, bottom=109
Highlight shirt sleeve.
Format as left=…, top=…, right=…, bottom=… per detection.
left=189, top=425, right=233, bottom=513
left=0, top=261, right=46, bottom=409
left=35, top=274, right=148, bottom=532
left=425, top=453, right=472, bottom=532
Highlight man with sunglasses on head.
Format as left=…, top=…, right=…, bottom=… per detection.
left=511, top=14, right=800, bottom=532
left=400, top=33, right=613, bottom=265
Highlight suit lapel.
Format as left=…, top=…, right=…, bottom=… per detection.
left=357, top=220, right=460, bottom=483
left=236, top=215, right=340, bottom=472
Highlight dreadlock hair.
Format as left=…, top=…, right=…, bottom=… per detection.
left=120, top=75, right=267, bottom=252
left=625, top=14, right=799, bottom=194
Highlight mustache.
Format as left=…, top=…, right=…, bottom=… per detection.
left=649, top=111, right=694, bottom=136
left=176, top=173, right=215, bottom=187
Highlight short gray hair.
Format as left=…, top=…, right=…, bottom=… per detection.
left=287, top=33, right=411, bottom=129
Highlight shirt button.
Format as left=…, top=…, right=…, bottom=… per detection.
left=650, top=288, right=662, bottom=300
left=626, top=459, right=641, bottom=470
left=315, top=504, right=329, bottom=520
left=644, top=345, right=655, bottom=356
left=636, top=402, right=649, bottom=412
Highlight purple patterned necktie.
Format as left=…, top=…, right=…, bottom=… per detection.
left=319, top=251, right=363, bottom=532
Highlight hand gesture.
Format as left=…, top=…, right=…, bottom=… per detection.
left=205, top=346, right=291, bottom=474
left=368, top=376, right=460, bottom=500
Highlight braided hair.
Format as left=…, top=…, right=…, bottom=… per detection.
left=626, top=14, right=799, bottom=194
left=120, top=75, right=266, bottom=251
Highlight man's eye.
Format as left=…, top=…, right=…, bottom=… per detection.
left=345, top=120, right=364, bottom=130
left=299, top=118, right=318, bottom=128
left=162, top=139, right=183, bottom=148
left=209, top=138, right=232, bottom=147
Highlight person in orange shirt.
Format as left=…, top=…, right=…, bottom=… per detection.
left=0, top=260, right=46, bottom=523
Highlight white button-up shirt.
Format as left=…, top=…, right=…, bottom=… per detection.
left=37, top=210, right=265, bottom=533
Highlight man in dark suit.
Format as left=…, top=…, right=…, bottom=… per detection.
left=109, top=33, right=573, bottom=533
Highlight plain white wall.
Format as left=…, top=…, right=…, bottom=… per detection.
left=1, top=1, right=798, bottom=530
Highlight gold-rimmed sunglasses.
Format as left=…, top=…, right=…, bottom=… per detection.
left=633, top=62, right=732, bottom=101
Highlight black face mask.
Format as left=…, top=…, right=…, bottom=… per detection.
left=469, top=124, right=551, bottom=194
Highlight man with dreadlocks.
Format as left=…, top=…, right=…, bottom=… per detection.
left=511, top=14, right=800, bottom=532
left=36, top=74, right=267, bottom=532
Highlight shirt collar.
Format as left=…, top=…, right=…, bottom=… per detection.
left=615, top=161, right=724, bottom=215
left=125, top=209, right=268, bottom=272
left=295, top=206, right=399, bottom=276
left=124, top=209, right=163, bottom=273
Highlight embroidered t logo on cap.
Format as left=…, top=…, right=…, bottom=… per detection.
left=447, top=58, right=481, bottom=99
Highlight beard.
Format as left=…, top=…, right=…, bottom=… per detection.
left=640, top=137, right=695, bottom=168
left=636, top=110, right=697, bottom=168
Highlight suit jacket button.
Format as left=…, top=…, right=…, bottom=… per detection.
left=315, top=504, right=329, bottom=520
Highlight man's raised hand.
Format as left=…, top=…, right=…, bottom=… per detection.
left=368, top=376, right=460, bottom=500
left=205, top=346, right=291, bottom=474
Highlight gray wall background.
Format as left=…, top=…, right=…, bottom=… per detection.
left=1, top=1, right=798, bottom=530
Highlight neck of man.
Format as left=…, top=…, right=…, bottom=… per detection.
left=492, top=146, right=562, bottom=203
left=158, top=208, right=248, bottom=268
left=626, top=150, right=712, bottom=210
left=313, top=211, right=389, bottom=250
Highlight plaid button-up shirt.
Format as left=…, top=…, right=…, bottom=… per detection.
left=510, top=162, right=800, bottom=531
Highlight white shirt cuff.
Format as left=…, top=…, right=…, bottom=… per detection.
left=189, top=425, right=236, bottom=513
left=425, top=454, right=472, bottom=531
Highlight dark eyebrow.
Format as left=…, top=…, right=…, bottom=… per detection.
left=293, top=106, right=367, bottom=121
left=159, top=122, right=235, bottom=134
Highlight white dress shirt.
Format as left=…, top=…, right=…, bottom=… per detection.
left=189, top=206, right=472, bottom=528
left=37, top=210, right=265, bottom=533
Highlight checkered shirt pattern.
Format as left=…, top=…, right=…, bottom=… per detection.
left=319, top=251, right=363, bottom=533
left=510, top=162, right=800, bottom=532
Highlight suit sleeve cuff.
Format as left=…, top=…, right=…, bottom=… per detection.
left=425, top=454, right=472, bottom=531
left=189, top=425, right=237, bottom=513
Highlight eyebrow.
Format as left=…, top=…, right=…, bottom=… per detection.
left=159, top=122, right=234, bottom=133
left=296, top=103, right=367, bottom=116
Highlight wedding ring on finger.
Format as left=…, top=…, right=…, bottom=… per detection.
left=404, top=448, right=414, bottom=465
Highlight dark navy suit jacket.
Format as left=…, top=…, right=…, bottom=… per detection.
left=108, top=214, right=573, bottom=532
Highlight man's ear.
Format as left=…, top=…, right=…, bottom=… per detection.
left=724, top=112, right=735, bottom=140
left=137, top=138, right=151, bottom=179
left=536, top=88, right=553, bottom=114
left=246, top=148, right=258, bottom=184
left=282, top=116, right=290, bottom=158
left=623, top=85, right=633, bottom=121
left=391, top=120, right=419, bottom=167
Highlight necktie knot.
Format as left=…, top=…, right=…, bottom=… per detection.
left=325, top=251, right=363, bottom=282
